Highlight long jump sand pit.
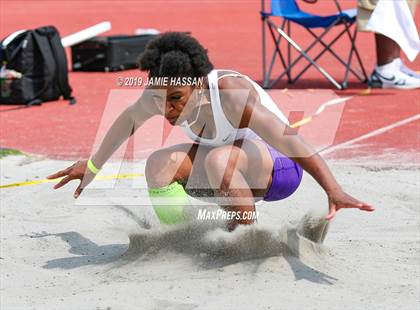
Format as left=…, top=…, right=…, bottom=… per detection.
left=0, top=155, right=419, bottom=309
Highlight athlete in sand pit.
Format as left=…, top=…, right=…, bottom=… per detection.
left=48, top=32, right=374, bottom=230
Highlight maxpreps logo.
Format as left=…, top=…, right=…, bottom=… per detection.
left=197, top=209, right=259, bottom=221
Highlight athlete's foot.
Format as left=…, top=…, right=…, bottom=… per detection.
left=369, top=60, right=420, bottom=89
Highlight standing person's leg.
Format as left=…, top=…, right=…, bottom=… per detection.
left=358, top=0, right=417, bottom=65
left=357, top=0, right=420, bottom=89
left=373, top=0, right=418, bottom=69
left=375, top=33, right=400, bottom=66
left=393, top=0, right=420, bottom=78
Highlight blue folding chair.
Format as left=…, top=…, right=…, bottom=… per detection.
left=261, top=0, right=368, bottom=89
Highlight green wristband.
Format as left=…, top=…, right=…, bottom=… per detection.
left=87, top=159, right=100, bottom=174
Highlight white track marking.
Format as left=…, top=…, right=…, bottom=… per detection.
left=321, top=114, right=420, bottom=155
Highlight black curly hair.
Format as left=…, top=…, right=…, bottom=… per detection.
left=138, top=32, right=214, bottom=78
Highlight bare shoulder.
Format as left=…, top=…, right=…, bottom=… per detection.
left=218, top=74, right=252, bottom=89
left=218, top=75, right=258, bottom=109
left=217, top=75, right=259, bottom=128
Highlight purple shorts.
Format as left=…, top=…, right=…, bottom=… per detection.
left=263, top=143, right=303, bottom=202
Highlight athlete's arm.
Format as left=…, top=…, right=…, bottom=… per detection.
left=91, top=91, right=157, bottom=168
left=47, top=88, right=158, bottom=198
left=219, top=77, right=374, bottom=220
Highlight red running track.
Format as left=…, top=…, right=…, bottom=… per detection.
left=0, top=0, right=419, bottom=161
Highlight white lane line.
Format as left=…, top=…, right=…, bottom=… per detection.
left=321, top=114, right=420, bottom=155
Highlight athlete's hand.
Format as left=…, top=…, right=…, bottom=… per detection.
left=46, top=160, right=95, bottom=199
left=326, top=189, right=374, bottom=220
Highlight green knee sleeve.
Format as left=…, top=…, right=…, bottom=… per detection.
left=148, top=182, right=188, bottom=225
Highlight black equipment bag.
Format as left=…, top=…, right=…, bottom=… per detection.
left=0, top=26, right=75, bottom=106
left=71, top=34, right=157, bottom=72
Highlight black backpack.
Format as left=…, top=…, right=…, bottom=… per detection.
left=0, top=26, right=75, bottom=106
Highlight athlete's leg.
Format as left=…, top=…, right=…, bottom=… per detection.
left=145, top=140, right=275, bottom=228
left=145, top=143, right=212, bottom=188
left=145, top=143, right=214, bottom=223
left=204, top=139, right=274, bottom=230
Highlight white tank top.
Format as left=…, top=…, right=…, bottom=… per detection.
left=180, top=69, right=289, bottom=147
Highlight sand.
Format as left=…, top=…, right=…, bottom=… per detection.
left=0, top=155, right=419, bottom=310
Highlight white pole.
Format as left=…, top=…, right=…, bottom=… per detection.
left=61, top=21, right=112, bottom=48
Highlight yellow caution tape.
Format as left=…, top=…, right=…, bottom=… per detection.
left=0, top=173, right=145, bottom=189
left=289, top=96, right=351, bottom=129
left=290, top=116, right=313, bottom=129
